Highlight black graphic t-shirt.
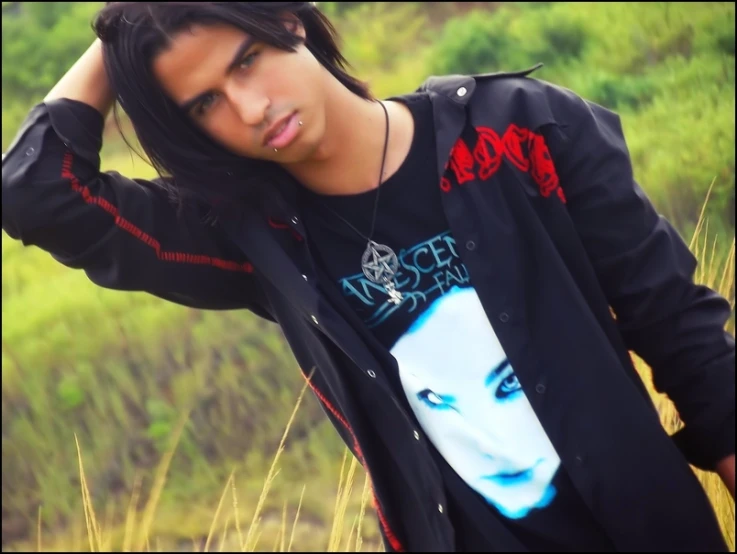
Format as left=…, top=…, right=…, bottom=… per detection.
left=300, top=93, right=615, bottom=552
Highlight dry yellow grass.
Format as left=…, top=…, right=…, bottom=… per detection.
left=68, top=369, right=377, bottom=553
left=633, top=181, right=735, bottom=551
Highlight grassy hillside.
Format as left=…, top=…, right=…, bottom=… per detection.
left=2, top=2, right=735, bottom=551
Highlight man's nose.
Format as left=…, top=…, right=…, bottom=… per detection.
left=228, top=85, right=270, bottom=127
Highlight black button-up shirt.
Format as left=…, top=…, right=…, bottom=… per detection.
left=2, top=65, right=734, bottom=552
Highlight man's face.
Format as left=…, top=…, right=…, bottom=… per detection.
left=152, top=21, right=328, bottom=163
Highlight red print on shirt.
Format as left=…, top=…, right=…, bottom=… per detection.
left=441, top=124, right=566, bottom=204
left=528, top=132, right=560, bottom=199
left=474, top=127, right=504, bottom=180
left=503, top=124, right=531, bottom=172
left=448, top=137, right=476, bottom=185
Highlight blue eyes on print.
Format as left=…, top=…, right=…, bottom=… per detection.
left=416, top=364, right=522, bottom=411
left=496, top=374, right=521, bottom=400
left=417, top=389, right=458, bottom=412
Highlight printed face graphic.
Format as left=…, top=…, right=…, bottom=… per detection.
left=390, top=286, right=560, bottom=519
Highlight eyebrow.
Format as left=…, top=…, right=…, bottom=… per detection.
left=485, top=359, right=510, bottom=387
left=179, top=36, right=256, bottom=113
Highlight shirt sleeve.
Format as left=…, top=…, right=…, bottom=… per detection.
left=2, top=98, right=273, bottom=317
left=542, top=82, right=735, bottom=471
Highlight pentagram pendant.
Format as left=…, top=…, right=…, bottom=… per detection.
left=361, top=240, right=404, bottom=304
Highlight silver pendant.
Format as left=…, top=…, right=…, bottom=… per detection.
left=361, top=240, right=404, bottom=304
left=384, top=279, right=404, bottom=305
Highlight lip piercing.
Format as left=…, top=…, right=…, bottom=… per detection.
left=274, top=121, right=304, bottom=152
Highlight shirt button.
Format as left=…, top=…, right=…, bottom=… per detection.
left=25, top=147, right=35, bottom=156
left=499, top=312, right=510, bottom=323
left=311, top=315, right=319, bottom=325
left=413, top=430, right=420, bottom=440
left=438, top=503, right=444, bottom=514
left=456, top=87, right=468, bottom=97
left=535, top=383, right=546, bottom=394
left=367, top=370, right=377, bottom=378
left=302, top=274, right=308, bottom=281
left=291, top=216, right=299, bottom=225
left=465, top=240, right=476, bottom=251
left=575, top=455, right=584, bottom=465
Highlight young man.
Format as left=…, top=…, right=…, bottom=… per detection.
left=2, top=2, right=734, bottom=551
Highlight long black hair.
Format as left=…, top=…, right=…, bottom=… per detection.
left=93, top=2, right=371, bottom=215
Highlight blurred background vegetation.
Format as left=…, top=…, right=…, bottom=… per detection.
left=2, top=2, right=735, bottom=552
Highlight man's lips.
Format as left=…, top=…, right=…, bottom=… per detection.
left=264, top=112, right=298, bottom=148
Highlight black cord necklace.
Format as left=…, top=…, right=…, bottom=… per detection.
left=317, top=101, right=403, bottom=305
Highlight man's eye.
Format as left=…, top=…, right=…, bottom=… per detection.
left=194, top=93, right=218, bottom=116
left=191, top=52, right=259, bottom=118
left=417, top=389, right=457, bottom=412
left=239, top=51, right=260, bottom=69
